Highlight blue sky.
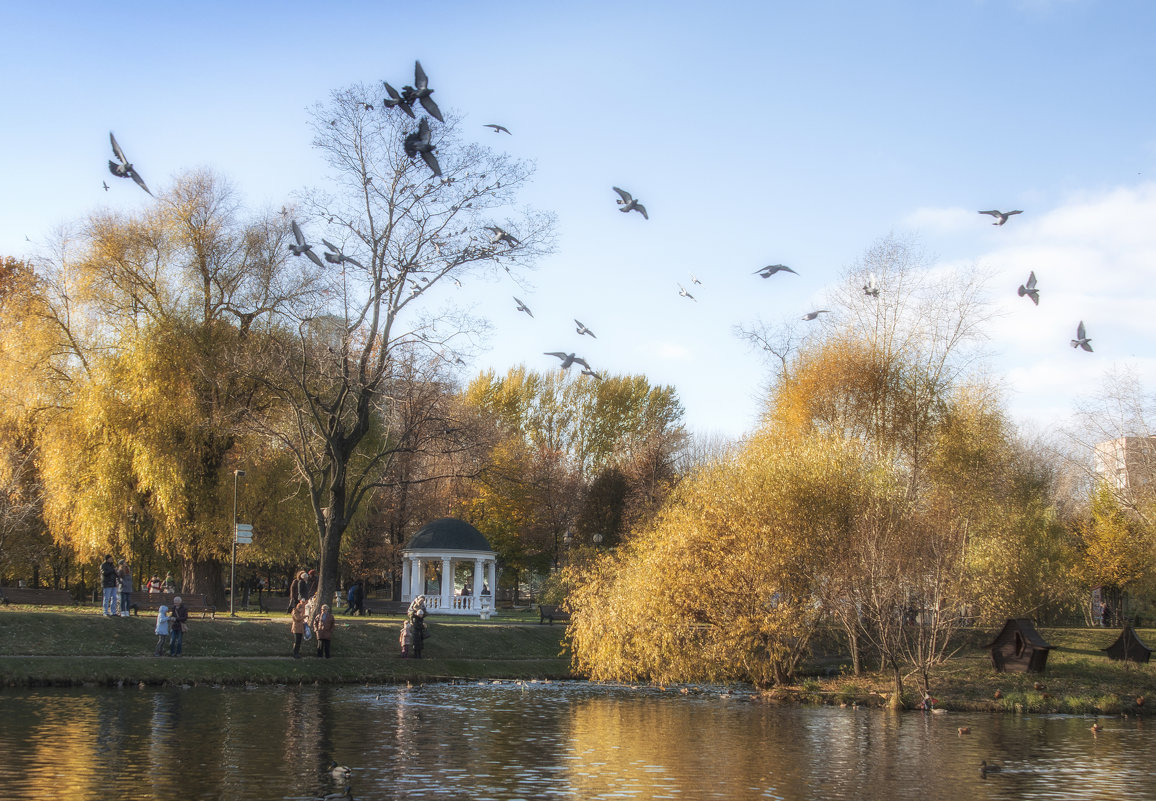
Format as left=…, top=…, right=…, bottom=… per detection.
left=3, top=1, right=1155, bottom=439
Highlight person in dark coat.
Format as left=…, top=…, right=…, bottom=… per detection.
left=313, top=603, right=335, bottom=658
left=100, top=555, right=118, bottom=617
left=287, top=570, right=309, bottom=613
left=169, top=597, right=189, bottom=657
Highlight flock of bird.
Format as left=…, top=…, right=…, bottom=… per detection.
left=100, top=60, right=1096, bottom=398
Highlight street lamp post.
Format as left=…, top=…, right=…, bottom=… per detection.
left=231, top=469, right=245, bottom=617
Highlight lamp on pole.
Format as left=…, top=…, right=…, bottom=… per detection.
left=231, top=469, right=245, bottom=617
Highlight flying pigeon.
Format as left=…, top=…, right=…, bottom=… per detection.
left=403, top=61, right=444, bottom=122
left=678, top=283, right=696, bottom=301
left=288, top=221, right=325, bottom=268
left=102, top=181, right=109, bottom=191
left=755, top=264, right=797, bottom=278
left=574, top=319, right=596, bottom=338
left=321, top=239, right=364, bottom=269
left=863, top=272, right=879, bottom=297
left=484, top=124, right=511, bottom=134
left=404, top=118, right=442, bottom=177
left=612, top=187, right=648, bottom=219
left=581, top=368, right=603, bottom=381
left=514, top=297, right=533, bottom=317
left=544, top=352, right=591, bottom=371
left=1070, top=321, right=1093, bottom=352
left=382, top=81, right=416, bottom=118
left=690, top=273, right=702, bottom=285
left=979, top=209, right=1023, bottom=226
left=802, top=310, right=830, bottom=321
left=486, top=226, right=520, bottom=247
left=107, top=132, right=153, bottom=196
left=1017, top=271, right=1039, bottom=305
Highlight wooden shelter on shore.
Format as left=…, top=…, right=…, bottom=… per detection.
left=986, top=618, right=1052, bottom=673
left=1102, top=624, right=1152, bottom=663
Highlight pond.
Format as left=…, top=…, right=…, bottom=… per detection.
left=0, top=681, right=1152, bottom=800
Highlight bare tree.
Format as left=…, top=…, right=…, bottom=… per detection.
left=253, top=85, right=555, bottom=607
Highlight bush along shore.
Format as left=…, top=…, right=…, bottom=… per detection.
left=0, top=606, right=572, bottom=688
left=2, top=608, right=1153, bottom=715
left=764, top=626, right=1156, bottom=715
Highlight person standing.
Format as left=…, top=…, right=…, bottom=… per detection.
left=169, top=597, right=189, bottom=657
left=162, top=572, right=176, bottom=594
left=290, top=599, right=307, bottom=658
left=344, top=582, right=358, bottom=615
left=100, top=555, right=118, bottom=617
left=411, top=608, right=427, bottom=659
left=154, top=604, right=171, bottom=656
left=287, top=570, right=309, bottom=613
left=314, top=603, right=335, bottom=658
left=117, top=559, right=133, bottom=617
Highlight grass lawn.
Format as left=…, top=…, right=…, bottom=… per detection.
left=0, top=605, right=571, bottom=687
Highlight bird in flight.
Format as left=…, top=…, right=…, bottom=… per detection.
left=486, top=226, right=520, bottom=247
left=690, top=273, right=702, bottom=285
left=404, top=118, right=442, bottom=177
left=321, top=239, right=364, bottom=269
left=289, top=221, right=325, bottom=268
left=107, top=132, right=153, bottom=196
left=612, top=187, right=648, bottom=219
left=382, top=81, right=416, bottom=118
left=581, top=368, right=603, bottom=381
left=514, top=297, right=533, bottom=317
left=1070, top=321, right=1093, bottom=352
left=979, top=209, right=1023, bottom=226
left=1017, top=271, right=1039, bottom=305
left=404, top=60, right=444, bottom=122
left=484, top=124, right=511, bottom=134
left=755, top=264, right=797, bottom=278
left=678, top=283, right=696, bottom=301
left=863, top=272, right=879, bottom=297
left=102, top=181, right=110, bottom=191
left=544, top=352, right=591, bottom=371
left=802, top=310, right=830, bottom=321
left=574, top=319, right=596, bottom=338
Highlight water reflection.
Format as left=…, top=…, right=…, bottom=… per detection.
left=0, top=683, right=1153, bottom=800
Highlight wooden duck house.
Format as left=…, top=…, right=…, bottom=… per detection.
left=985, top=618, right=1052, bottom=673
left=1102, top=624, right=1152, bottom=664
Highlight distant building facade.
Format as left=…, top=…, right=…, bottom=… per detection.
left=1094, top=436, right=1156, bottom=492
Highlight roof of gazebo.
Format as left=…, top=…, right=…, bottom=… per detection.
left=404, top=517, right=494, bottom=553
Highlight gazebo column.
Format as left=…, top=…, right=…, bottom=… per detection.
left=487, top=559, right=496, bottom=599
left=409, top=557, right=423, bottom=600
left=472, top=559, right=484, bottom=599
left=441, top=556, right=452, bottom=611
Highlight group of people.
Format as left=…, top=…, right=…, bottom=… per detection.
left=286, top=568, right=335, bottom=658
left=399, top=595, right=428, bottom=658
left=152, top=598, right=189, bottom=657
left=99, top=555, right=136, bottom=617
left=144, top=573, right=177, bottom=595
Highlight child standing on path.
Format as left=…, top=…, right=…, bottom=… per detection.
left=154, top=604, right=171, bottom=656
left=313, top=603, right=335, bottom=658
left=290, top=600, right=307, bottom=658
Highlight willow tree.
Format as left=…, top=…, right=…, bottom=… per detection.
left=29, top=172, right=313, bottom=601
left=249, top=84, right=555, bottom=608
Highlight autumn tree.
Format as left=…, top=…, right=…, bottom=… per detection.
left=248, top=86, right=555, bottom=609
left=26, top=172, right=313, bottom=602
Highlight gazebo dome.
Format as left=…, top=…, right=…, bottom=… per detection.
left=406, top=517, right=492, bottom=552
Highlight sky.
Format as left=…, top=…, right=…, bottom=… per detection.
left=2, top=0, right=1155, bottom=441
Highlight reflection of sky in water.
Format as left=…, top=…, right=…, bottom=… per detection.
left=0, top=683, right=1154, bottom=800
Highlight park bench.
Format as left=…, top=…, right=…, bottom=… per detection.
left=538, top=604, right=571, bottom=624
left=0, top=586, right=77, bottom=606
left=133, top=592, right=217, bottom=619
left=364, top=598, right=408, bottom=616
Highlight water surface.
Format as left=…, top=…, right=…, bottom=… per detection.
left=0, top=681, right=1151, bottom=800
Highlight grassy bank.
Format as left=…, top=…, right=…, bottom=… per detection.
left=3, top=608, right=1154, bottom=715
left=0, top=606, right=571, bottom=687
left=780, top=626, right=1156, bottom=714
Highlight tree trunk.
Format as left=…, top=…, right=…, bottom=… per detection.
left=181, top=557, right=225, bottom=606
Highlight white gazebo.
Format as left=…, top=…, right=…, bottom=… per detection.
left=401, top=518, right=498, bottom=618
